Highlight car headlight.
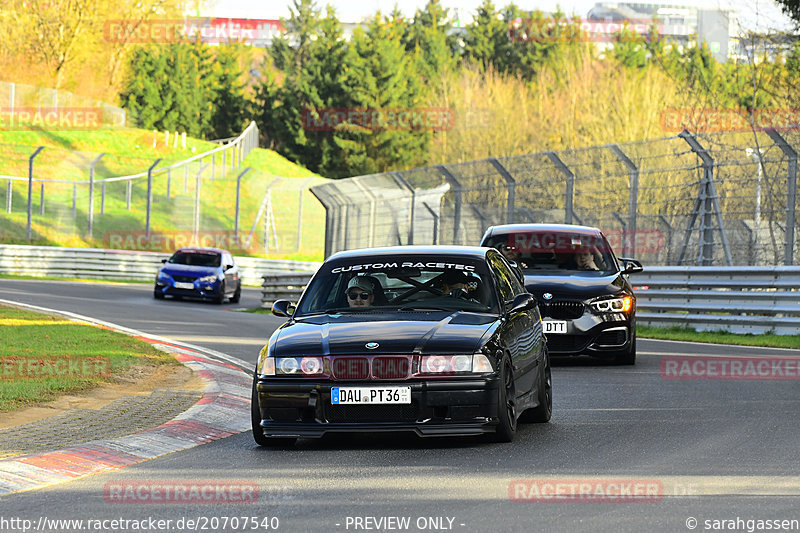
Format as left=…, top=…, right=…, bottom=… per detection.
left=274, top=357, right=324, bottom=376
left=417, top=354, right=493, bottom=375
left=589, top=295, right=633, bottom=314
left=157, top=271, right=171, bottom=282
left=197, top=274, right=219, bottom=283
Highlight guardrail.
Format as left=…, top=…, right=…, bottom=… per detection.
left=256, top=266, right=800, bottom=335
left=632, top=267, right=800, bottom=335
left=0, top=245, right=320, bottom=287
left=260, top=273, right=314, bottom=307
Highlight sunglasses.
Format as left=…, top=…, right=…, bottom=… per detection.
left=347, top=291, right=371, bottom=300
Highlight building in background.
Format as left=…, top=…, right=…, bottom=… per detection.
left=587, top=2, right=738, bottom=62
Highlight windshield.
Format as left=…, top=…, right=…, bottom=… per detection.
left=168, top=251, right=221, bottom=267
left=295, top=256, right=498, bottom=315
left=483, top=231, right=618, bottom=275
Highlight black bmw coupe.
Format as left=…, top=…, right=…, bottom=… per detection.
left=252, top=246, right=551, bottom=446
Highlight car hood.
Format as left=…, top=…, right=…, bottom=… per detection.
left=271, top=313, right=496, bottom=357
left=523, top=272, right=626, bottom=300
left=160, top=264, right=219, bottom=277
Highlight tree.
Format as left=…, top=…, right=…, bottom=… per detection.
left=774, top=0, right=800, bottom=25
left=210, top=46, right=248, bottom=139
left=0, top=0, right=186, bottom=95
left=120, top=39, right=240, bottom=139
left=462, top=0, right=509, bottom=70
left=255, top=0, right=350, bottom=175
left=335, top=12, right=431, bottom=175
left=403, top=0, right=456, bottom=82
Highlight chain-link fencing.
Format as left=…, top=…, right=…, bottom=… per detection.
left=0, top=122, right=326, bottom=260
left=311, top=129, right=799, bottom=266
left=0, top=81, right=126, bottom=128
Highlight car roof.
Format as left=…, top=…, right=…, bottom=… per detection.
left=327, top=245, right=493, bottom=262
left=175, top=246, right=229, bottom=255
left=483, top=223, right=603, bottom=236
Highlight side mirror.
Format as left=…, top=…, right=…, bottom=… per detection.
left=272, top=299, right=295, bottom=318
left=225, top=264, right=234, bottom=271
left=161, top=258, right=167, bottom=263
left=619, top=257, right=643, bottom=275
left=509, top=292, right=537, bottom=314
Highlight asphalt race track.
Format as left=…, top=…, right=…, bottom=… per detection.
left=2, top=279, right=800, bottom=533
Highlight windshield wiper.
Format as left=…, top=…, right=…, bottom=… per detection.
left=398, top=305, right=450, bottom=312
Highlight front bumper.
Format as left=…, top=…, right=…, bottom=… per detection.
left=544, top=312, right=635, bottom=356
left=254, top=377, right=502, bottom=438
left=155, top=280, right=221, bottom=299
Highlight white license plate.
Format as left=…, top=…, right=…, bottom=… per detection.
left=174, top=282, right=195, bottom=289
left=543, top=320, right=568, bottom=334
left=332, top=387, right=411, bottom=405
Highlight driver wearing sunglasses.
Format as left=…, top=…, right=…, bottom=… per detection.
left=346, top=276, right=375, bottom=308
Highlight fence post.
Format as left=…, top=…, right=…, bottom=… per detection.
left=6, top=180, right=11, bottom=213
left=211, top=154, right=215, bottom=181
left=194, top=163, right=209, bottom=243
left=353, top=180, right=377, bottom=248
left=234, top=167, right=252, bottom=236
left=296, top=177, right=314, bottom=251
left=309, top=186, right=337, bottom=258
left=677, top=130, right=732, bottom=266
left=87, top=153, right=105, bottom=238
left=422, top=202, right=439, bottom=245
left=27, top=146, right=44, bottom=241
left=123, top=181, right=128, bottom=210
left=546, top=151, right=575, bottom=224
left=764, top=129, right=797, bottom=265
left=145, top=159, right=162, bottom=240
left=166, top=167, right=171, bottom=198
left=438, top=165, right=462, bottom=244
left=39, top=182, right=44, bottom=215
left=391, top=172, right=415, bottom=245
left=488, top=158, right=516, bottom=224
left=609, top=145, right=639, bottom=257
left=222, top=150, right=226, bottom=178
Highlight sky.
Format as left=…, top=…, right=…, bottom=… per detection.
left=200, top=0, right=795, bottom=33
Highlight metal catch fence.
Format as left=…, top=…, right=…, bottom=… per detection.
left=311, top=129, right=800, bottom=266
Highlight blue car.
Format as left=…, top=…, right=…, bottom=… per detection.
left=154, top=246, right=241, bottom=304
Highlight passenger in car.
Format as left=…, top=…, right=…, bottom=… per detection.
left=575, top=251, right=600, bottom=271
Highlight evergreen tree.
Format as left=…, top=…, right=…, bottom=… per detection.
left=403, top=0, right=456, bottom=83
left=463, top=0, right=509, bottom=70
left=121, top=39, right=245, bottom=139
left=255, top=0, right=350, bottom=175
left=336, top=12, right=431, bottom=175
left=210, top=45, right=248, bottom=139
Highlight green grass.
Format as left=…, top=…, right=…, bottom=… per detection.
left=0, top=305, right=176, bottom=412
left=0, top=128, right=328, bottom=262
left=0, top=273, right=150, bottom=284
left=638, top=325, right=800, bottom=350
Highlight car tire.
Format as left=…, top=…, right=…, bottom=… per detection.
left=614, top=334, right=636, bottom=365
left=230, top=283, right=241, bottom=303
left=520, top=348, right=552, bottom=423
left=214, top=281, right=226, bottom=305
left=492, top=356, right=517, bottom=443
left=153, top=289, right=164, bottom=300
left=251, top=375, right=296, bottom=448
